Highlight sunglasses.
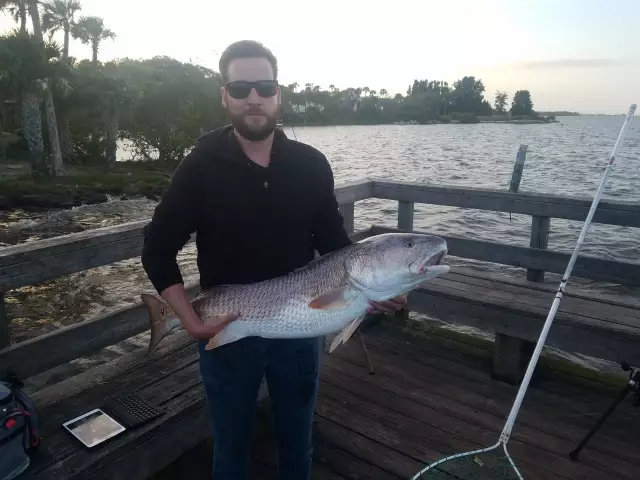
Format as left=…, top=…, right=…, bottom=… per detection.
left=225, top=80, right=278, bottom=99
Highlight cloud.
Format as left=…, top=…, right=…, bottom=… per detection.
left=504, top=58, right=618, bottom=70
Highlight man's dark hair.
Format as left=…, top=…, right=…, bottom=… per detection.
left=218, top=40, right=278, bottom=83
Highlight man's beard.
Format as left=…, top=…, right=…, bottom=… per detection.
left=228, top=110, right=279, bottom=141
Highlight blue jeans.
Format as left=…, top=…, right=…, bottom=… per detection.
left=198, top=335, right=320, bottom=480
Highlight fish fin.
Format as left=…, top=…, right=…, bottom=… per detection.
left=308, top=285, right=350, bottom=310
left=341, top=315, right=366, bottom=346
left=328, top=330, right=346, bottom=353
left=329, top=315, right=365, bottom=353
left=204, top=323, right=247, bottom=351
left=141, top=293, right=170, bottom=356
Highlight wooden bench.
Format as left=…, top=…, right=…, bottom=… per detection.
left=408, top=267, right=640, bottom=383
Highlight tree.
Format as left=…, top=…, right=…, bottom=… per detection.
left=0, top=1, right=27, bottom=33
left=511, top=90, right=534, bottom=115
left=63, top=60, right=128, bottom=165
left=42, top=0, right=82, bottom=63
left=41, top=0, right=82, bottom=159
left=494, top=90, right=508, bottom=114
left=450, top=76, right=489, bottom=116
left=27, top=0, right=65, bottom=175
left=116, top=56, right=226, bottom=164
left=71, top=15, right=115, bottom=66
left=0, top=30, right=65, bottom=175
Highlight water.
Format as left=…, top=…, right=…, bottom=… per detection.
left=2, top=116, right=639, bottom=375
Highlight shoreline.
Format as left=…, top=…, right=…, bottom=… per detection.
left=281, top=118, right=560, bottom=127
left=0, top=160, right=172, bottom=213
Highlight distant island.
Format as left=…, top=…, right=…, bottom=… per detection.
left=536, top=111, right=581, bottom=116
left=278, top=80, right=556, bottom=127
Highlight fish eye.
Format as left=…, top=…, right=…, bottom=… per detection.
left=406, top=241, right=414, bottom=248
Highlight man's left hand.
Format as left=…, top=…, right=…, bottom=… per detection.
left=367, top=294, right=408, bottom=314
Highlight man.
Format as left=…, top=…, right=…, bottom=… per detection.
left=141, top=40, right=406, bottom=479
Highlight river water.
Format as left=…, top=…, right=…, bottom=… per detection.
left=2, top=115, right=639, bottom=375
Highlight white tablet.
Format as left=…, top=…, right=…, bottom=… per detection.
left=62, top=408, right=126, bottom=448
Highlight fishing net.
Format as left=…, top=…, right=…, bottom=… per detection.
left=410, top=104, right=637, bottom=480
left=415, top=443, right=522, bottom=479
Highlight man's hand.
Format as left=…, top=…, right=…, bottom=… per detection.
left=187, top=313, right=241, bottom=340
left=367, top=294, right=408, bottom=314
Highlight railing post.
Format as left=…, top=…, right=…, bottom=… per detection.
left=527, top=216, right=551, bottom=282
left=509, top=144, right=528, bottom=193
left=397, top=200, right=415, bottom=320
left=495, top=144, right=536, bottom=384
left=398, top=201, right=414, bottom=230
left=339, top=202, right=355, bottom=235
left=0, top=292, right=9, bottom=348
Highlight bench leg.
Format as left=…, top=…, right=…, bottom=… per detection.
left=492, top=333, right=535, bottom=385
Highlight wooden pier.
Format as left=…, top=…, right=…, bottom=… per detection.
left=1, top=178, right=639, bottom=479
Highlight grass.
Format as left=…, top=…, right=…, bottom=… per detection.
left=0, top=160, right=175, bottom=209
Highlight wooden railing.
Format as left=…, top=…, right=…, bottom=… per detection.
left=1, top=178, right=639, bottom=379
left=371, top=179, right=640, bottom=284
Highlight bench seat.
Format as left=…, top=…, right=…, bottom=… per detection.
left=408, top=269, right=640, bottom=382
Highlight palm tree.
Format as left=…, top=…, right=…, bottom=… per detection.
left=26, top=0, right=65, bottom=175
left=41, top=0, right=81, bottom=158
left=0, top=30, right=63, bottom=175
left=71, top=15, right=115, bottom=66
left=41, top=0, right=82, bottom=63
left=100, top=62, right=128, bottom=165
left=0, top=1, right=27, bottom=33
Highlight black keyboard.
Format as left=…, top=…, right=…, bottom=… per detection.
left=102, top=393, right=165, bottom=428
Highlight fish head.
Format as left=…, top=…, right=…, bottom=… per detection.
left=346, top=233, right=449, bottom=300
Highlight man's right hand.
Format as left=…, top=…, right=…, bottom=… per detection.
left=187, top=312, right=241, bottom=340
left=160, top=284, right=240, bottom=341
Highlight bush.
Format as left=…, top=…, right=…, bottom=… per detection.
left=452, top=112, right=478, bottom=123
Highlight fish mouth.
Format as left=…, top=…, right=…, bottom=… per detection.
left=410, top=248, right=449, bottom=275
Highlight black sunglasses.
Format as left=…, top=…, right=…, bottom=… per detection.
left=225, top=80, right=278, bottom=99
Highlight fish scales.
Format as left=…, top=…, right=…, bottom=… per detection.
left=193, top=246, right=363, bottom=338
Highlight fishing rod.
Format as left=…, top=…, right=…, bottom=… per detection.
left=410, top=103, right=637, bottom=480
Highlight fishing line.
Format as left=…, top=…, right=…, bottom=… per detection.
left=409, top=103, right=637, bottom=480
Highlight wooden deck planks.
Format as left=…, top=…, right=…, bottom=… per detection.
left=321, top=355, right=634, bottom=479
left=321, top=350, right=639, bottom=475
left=18, top=318, right=640, bottom=480
left=306, top=325, right=640, bottom=480
left=23, top=335, right=204, bottom=480
left=360, top=327, right=640, bottom=445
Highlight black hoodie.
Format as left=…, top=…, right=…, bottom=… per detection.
left=140, top=125, right=353, bottom=294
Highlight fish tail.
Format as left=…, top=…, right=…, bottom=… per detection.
left=141, top=293, right=171, bottom=355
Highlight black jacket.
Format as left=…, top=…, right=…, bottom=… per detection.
left=141, top=125, right=353, bottom=294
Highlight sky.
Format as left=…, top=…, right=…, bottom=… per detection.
left=1, top=0, right=639, bottom=114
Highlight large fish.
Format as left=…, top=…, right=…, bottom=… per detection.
left=141, top=232, right=449, bottom=355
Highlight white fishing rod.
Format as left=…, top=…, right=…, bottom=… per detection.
left=411, top=103, right=637, bottom=480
